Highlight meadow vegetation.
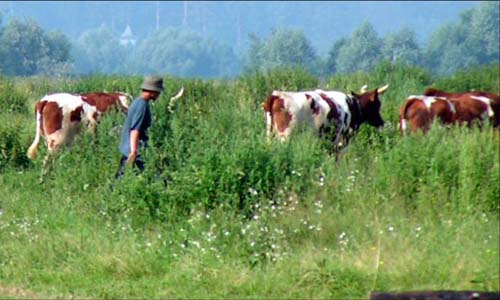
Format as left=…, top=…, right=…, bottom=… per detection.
left=0, top=63, right=498, bottom=298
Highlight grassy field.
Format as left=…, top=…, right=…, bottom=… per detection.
left=0, top=64, right=498, bottom=299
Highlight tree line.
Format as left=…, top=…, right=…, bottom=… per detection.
left=0, top=1, right=497, bottom=78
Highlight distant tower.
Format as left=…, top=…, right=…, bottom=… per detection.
left=9, top=0, right=14, bottom=15
left=120, top=24, right=136, bottom=47
left=183, top=1, right=188, bottom=27
left=156, top=1, right=160, bottom=30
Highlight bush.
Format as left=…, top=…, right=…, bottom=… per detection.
left=430, top=63, right=500, bottom=94
left=0, top=119, right=30, bottom=171
left=0, top=77, right=28, bottom=114
left=239, top=67, right=319, bottom=106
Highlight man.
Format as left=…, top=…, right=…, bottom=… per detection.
left=115, top=75, right=163, bottom=179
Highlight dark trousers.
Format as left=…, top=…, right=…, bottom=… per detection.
left=115, top=155, right=145, bottom=180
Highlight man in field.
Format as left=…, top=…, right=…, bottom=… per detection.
left=115, top=75, right=163, bottom=179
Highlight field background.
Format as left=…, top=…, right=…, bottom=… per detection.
left=0, top=63, right=499, bottom=298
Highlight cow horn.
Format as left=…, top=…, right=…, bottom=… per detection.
left=360, top=85, right=368, bottom=93
left=170, top=86, right=184, bottom=101
left=377, top=84, right=389, bottom=94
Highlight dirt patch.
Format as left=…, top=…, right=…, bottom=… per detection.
left=0, top=285, right=38, bottom=299
left=0, top=285, right=83, bottom=299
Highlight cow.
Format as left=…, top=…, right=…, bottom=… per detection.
left=261, top=84, right=389, bottom=151
left=424, top=88, right=500, bottom=127
left=399, top=95, right=456, bottom=135
left=80, top=92, right=132, bottom=133
left=27, top=92, right=132, bottom=162
left=447, top=95, right=496, bottom=127
left=26, top=93, right=96, bottom=174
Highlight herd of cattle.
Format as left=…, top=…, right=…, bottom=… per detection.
left=26, top=85, right=499, bottom=168
left=262, top=85, right=499, bottom=149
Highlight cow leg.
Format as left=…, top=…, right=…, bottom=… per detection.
left=40, top=138, right=60, bottom=180
left=87, top=119, right=98, bottom=135
left=41, top=153, right=53, bottom=180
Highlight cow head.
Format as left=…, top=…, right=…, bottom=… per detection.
left=117, top=92, right=133, bottom=112
left=353, top=84, right=388, bottom=128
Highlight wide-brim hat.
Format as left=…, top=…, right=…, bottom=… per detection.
left=141, top=75, right=164, bottom=92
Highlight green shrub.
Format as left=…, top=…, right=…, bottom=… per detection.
left=0, top=76, right=29, bottom=114
left=0, top=118, right=30, bottom=171
left=430, top=63, right=500, bottom=94
left=239, top=67, right=319, bottom=106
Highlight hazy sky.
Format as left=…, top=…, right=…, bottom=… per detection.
left=0, top=1, right=480, bottom=54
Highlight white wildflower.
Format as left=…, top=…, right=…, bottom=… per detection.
left=248, top=188, right=258, bottom=196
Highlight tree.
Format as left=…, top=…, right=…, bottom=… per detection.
left=333, top=22, right=383, bottom=74
left=132, top=27, right=240, bottom=78
left=245, top=28, right=318, bottom=73
left=38, top=31, right=73, bottom=76
left=424, top=1, right=499, bottom=75
left=72, top=25, right=127, bottom=74
left=382, top=27, right=421, bottom=66
left=466, top=1, right=499, bottom=63
left=0, top=18, right=72, bottom=76
left=325, top=37, right=347, bottom=75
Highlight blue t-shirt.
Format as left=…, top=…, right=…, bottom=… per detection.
left=119, top=97, right=152, bottom=156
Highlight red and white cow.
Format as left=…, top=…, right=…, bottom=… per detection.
left=400, top=88, right=499, bottom=134
left=80, top=92, right=132, bottom=133
left=26, top=92, right=132, bottom=172
left=261, top=84, right=389, bottom=151
left=399, top=95, right=455, bottom=135
left=424, top=88, right=499, bottom=128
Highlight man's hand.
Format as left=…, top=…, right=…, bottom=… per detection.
left=126, top=150, right=137, bottom=165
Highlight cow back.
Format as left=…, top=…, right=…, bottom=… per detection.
left=448, top=96, right=491, bottom=125
left=81, top=92, right=130, bottom=114
left=399, top=98, right=433, bottom=134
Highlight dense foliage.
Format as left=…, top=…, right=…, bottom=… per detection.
left=0, top=2, right=497, bottom=78
left=0, top=64, right=498, bottom=297
left=246, top=29, right=318, bottom=74
left=0, top=19, right=71, bottom=76
left=425, top=1, right=499, bottom=75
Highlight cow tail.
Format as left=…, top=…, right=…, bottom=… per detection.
left=27, top=101, right=46, bottom=159
left=399, top=100, right=413, bottom=135
left=168, top=86, right=185, bottom=113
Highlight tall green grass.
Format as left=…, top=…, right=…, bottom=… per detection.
left=0, top=65, right=498, bottom=298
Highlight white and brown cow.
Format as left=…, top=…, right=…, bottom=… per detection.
left=26, top=92, right=132, bottom=172
left=424, top=88, right=499, bottom=128
left=80, top=92, right=132, bottom=132
left=261, top=84, right=389, bottom=151
left=399, top=95, right=456, bottom=135
left=400, top=88, right=499, bottom=134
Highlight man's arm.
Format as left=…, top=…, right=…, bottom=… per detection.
left=126, top=129, right=140, bottom=165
